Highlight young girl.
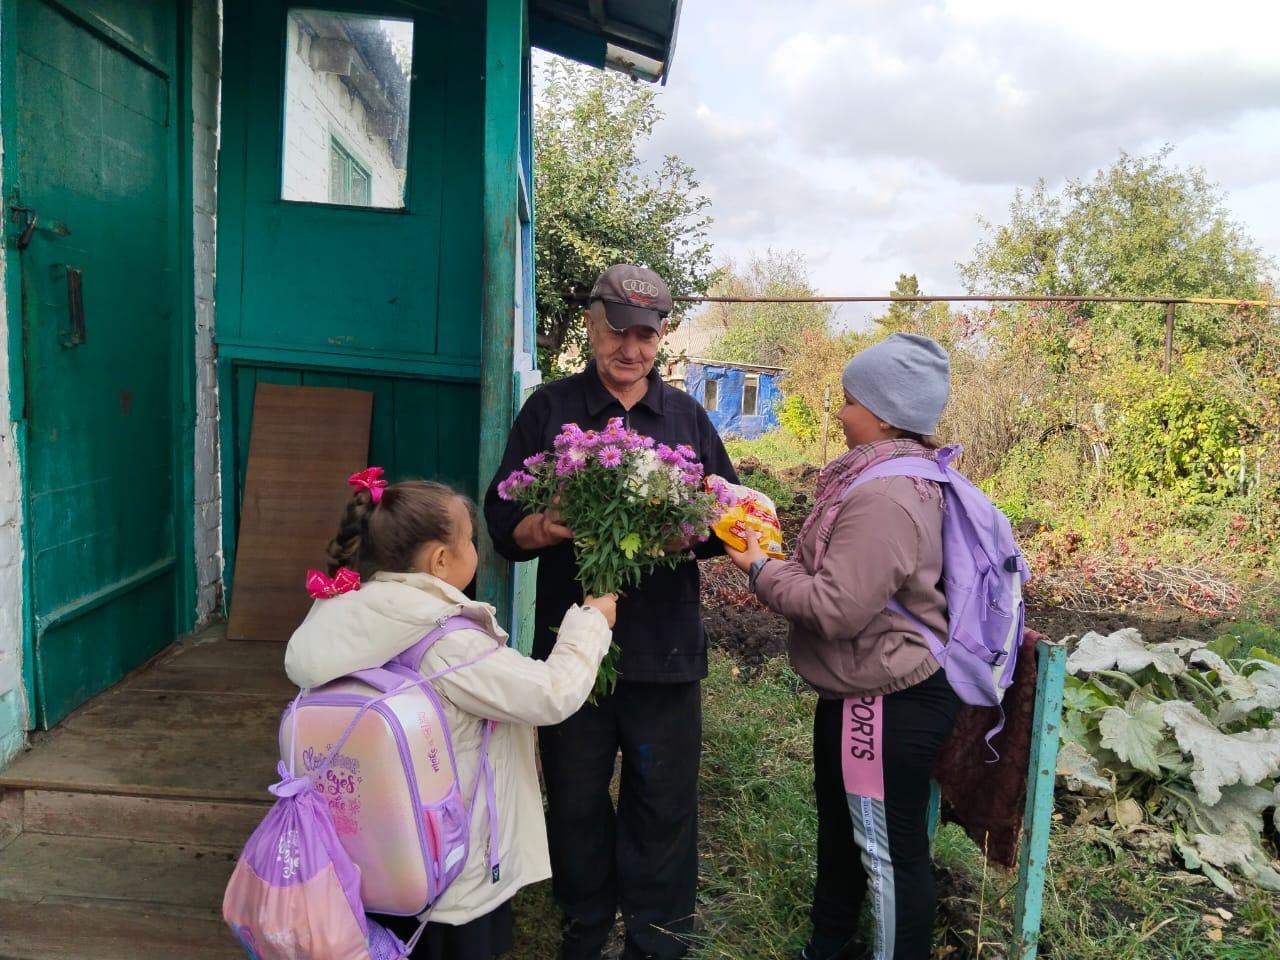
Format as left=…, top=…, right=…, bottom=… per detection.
left=726, top=334, right=960, bottom=960
left=285, top=472, right=616, bottom=960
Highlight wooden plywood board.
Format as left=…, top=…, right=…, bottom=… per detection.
left=228, top=383, right=373, bottom=641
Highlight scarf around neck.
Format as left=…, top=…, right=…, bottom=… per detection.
left=796, top=438, right=938, bottom=569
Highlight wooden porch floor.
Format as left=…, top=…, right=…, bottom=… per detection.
left=0, top=627, right=292, bottom=960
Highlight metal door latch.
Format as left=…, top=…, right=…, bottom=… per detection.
left=7, top=198, right=71, bottom=250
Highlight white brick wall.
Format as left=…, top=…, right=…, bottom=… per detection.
left=280, top=16, right=406, bottom=208
left=192, top=0, right=223, bottom=627
left=0, top=63, right=29, bottom=759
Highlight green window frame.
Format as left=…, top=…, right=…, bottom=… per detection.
left=329, top=136, right=372, bottom=206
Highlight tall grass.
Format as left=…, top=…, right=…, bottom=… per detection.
left=511, top=653, right=1279, bottom=958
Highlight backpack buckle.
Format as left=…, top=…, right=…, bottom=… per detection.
left=991, top=651, right=1008, bottom=667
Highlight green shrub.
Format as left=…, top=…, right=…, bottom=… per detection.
left=776, top=395, right=820, bottom=444
left=737, top=464, right=799, bottom=513
left=1105, top=366, right=1250, bottom=501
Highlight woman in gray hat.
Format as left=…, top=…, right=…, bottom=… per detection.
left=726, top=333, right=961, bottom=960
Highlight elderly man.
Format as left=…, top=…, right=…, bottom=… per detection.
left=484, top=265, right=737, bottom=960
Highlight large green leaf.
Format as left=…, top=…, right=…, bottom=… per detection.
left=1098, top=698, right=1170, bottom=776
left=1056, top=741, right=1113, bottom=794
left=1067, top=628, right=1188, bottom=676
left=1162, top=700, right=1280, bottom=804
left=1216, top=660, right=1280, bottom=725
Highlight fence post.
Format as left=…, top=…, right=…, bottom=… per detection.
left=1163, top=301, right=1176, bottom=373
left=1013, top=639, right=1067, bottom=959
left=821, top=384, right=831, bottom=464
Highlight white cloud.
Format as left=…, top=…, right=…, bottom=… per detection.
left=536, top=0, right=1280, bottom=299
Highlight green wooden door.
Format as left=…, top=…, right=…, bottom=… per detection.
left=10, top=0, right=180, bottom=727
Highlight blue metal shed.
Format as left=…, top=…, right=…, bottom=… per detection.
left=682, top=359, right=784, bottom=439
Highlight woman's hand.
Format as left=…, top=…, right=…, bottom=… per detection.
left=583, top=593, right=618, bottom=628
left=724, top=529, right=767, bottom=573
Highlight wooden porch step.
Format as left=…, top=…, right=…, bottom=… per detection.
left=0, top=637, right=292, bottom=804
left=0, top=831, right=239, bottom=917
left=0, top=900, right=243, bottom=960
left=5, top=789, right=264, bottom=847
left=0, top=633, right=289, bottom=958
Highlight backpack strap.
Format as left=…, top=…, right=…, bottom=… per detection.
left=841, top=455, right=951, bottom=494
left=391, top=614, right=495, bottom=673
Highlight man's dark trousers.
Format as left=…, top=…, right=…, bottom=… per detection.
left=539, top=678, right=702, bottom=960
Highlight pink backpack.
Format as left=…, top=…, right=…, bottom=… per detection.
left=223, top=617, right=501, bottom=958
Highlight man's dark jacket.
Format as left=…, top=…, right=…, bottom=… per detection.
left=484, top=361, right=738, bottom=683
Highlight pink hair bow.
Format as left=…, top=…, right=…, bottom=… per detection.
left=348, top=466, right=388, bottom=503
left=306, top=567, right=361, bottom=600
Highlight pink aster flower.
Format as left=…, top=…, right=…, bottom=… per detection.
left=597, top=445, right=623, bottom=468
left=496, top=470, right=535, bottom=501
left=676, top=444, right=696, bottom=462
left=656, top=444, right=682, bottom=466
left=554, top=424, right=585, bottom=450
left=556, top=447, right=588, bottom=477
left=523, top=452, right=547, bottom=470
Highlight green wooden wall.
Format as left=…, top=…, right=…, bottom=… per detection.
left=216, top=0, right=495, bottom=593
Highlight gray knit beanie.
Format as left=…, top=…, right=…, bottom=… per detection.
left=841, top=333, right=951, bottom=436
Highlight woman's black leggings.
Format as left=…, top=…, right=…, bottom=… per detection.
left=811, top=668, right=960, bottom=960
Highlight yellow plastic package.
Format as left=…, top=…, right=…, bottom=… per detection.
left=708, top=475, right=785, bottom=559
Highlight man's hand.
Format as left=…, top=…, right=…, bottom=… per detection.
left=663, top=534, right=697, bottom=554
left=512, top=509, right=573, bottom=551
left=724, top=529, right=767, bottom=573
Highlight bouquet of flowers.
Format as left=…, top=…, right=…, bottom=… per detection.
left=498, top=417, right=734, bottom=700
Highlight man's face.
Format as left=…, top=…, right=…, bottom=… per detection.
left=586, top=304, right=667, bottom=392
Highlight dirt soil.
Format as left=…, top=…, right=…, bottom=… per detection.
left=702, top=459, right=1228, bottom=672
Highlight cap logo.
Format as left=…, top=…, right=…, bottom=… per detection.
left=622, top=278, right=660, bottom=301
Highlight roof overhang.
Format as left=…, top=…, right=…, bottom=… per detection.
left=529, top=0, right=683, bottom=83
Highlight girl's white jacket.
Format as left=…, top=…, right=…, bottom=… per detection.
left=284, top=570, right=611, bottom=924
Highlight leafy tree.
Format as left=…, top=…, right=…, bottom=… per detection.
left=534, top=58, right=716, bottom=374
left=703, top=250, right=832, bottom=367
left=876, top=273, right=952, bottom=335
left=959, top=147, right=1273, bottom=354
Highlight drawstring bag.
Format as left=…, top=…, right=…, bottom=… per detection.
left=223, top=697, right=427, bottom=960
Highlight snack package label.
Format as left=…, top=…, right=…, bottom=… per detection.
left=708, top=476, right=785, bottom=559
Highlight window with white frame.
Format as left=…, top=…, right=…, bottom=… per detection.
left=742, top=374, right=759, bottom=415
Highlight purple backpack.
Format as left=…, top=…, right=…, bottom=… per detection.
left=223, top=617, right=501, bottom=959
left=842, top=446, right=1030, bottom=739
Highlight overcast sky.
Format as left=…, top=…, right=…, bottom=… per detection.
left=542, top=0, right=1280, bottom=328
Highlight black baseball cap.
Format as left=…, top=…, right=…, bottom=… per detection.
left=588, top=264, right=673, bottom=333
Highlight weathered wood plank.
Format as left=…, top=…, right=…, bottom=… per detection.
left=0, top=688, right=282, bottom=802
left=0, top=833, right=237, bottom=914
left=127, top=640, right=292, bottom=697
left=0, top=900, right=243, bottom=960
left=22, top=791, right=262, bottom=848
left=0, top=790, right=22, bottom=851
